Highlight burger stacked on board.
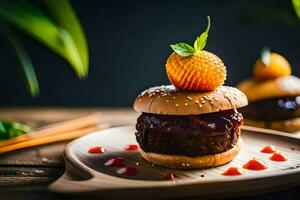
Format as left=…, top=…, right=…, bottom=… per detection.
left=238, top=48, right=300, bottom=133
left=133, top=16, right=248, bottom=169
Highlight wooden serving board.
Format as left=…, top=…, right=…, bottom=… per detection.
left=49, top=126, right=300, bottom=198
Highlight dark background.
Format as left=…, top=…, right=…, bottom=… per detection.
left=0, top=0, right=299, bottom=107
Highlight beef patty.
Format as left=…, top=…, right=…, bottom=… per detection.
left=240, top=96, right=300, bottom=121
left=135, top=109, right=243, bottom=157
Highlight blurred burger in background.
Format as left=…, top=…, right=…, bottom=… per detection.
left=238, top=48, right=300, bottom=132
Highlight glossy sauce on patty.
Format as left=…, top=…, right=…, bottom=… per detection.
left=137, top=109, right=243, bottom=136
left=135, top=109, right=243, bottom=157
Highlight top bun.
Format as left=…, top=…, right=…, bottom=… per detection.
left=134, top=85, right=248, bottom=115
left=237, top=75, right=300, bottom=102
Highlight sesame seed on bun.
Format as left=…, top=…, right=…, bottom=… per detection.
left=134, top=85, right=248, bottom=115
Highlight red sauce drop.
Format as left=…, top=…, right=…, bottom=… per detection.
left=243, top=159, right=268, bottom=170
left=222, top=167, right=244, bottom=176
left=261, top=145, right=277, bottom=154
left=124, top=144, right=139, bottom=151
left=88, top=146, right=105, bottom=154
left=116, top=167, right=139, bottom=176
left=270, top=152, right=288, bottom=162
left=164, top=172, right=175, bottom=180
left=104, top=157, right=124, bottom=167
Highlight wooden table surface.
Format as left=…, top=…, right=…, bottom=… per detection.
left=0, top=107, right=299, bottom=200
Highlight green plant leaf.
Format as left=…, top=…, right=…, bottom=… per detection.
left=0, top=120, right=32, bottom=140
left=0, top=24, right=39, bottom=97
left=170, top=16, right=212, bottom=56
left=0, top=121, right=6, bottom=134
left=261, top=47, right=271, bottom=66
left=43, top=0, right=89, bottom=76
left=170, top=43, right=195, bottom=57
left=0, top=3, right=86, bottom=78
left=194, top=16, right=210, bottom=53
left=292, top=0, right=300, bottom=20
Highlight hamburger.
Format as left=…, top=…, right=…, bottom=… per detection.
left=238, top=76, right=300, bottom=132
left=237, top=49, right=300, bottom=132
left=133, top=16, right=248, bottom=169
left=134, top=85, right=248, bottom=169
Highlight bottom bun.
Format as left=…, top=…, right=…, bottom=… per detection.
left=139, top=139, right=242, bottom=169
left=245, top=118, right=300, bottom=133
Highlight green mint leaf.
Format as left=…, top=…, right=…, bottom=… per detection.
left=261, top=47, right=271, bottom=66
left=194, top=16, right=211, bottom=53
left=170, top=43, right=195, bottom=57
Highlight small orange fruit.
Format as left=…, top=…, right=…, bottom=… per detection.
left=166, top=16, right=227, bottom=91
left=253, top=51, right=291, bottom=80
left=166, top=51, right=227, bottom=91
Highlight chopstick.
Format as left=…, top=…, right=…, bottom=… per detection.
left=0, top=123, right=109, bottom=154
left=0, top=112, right=103, bottom=148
